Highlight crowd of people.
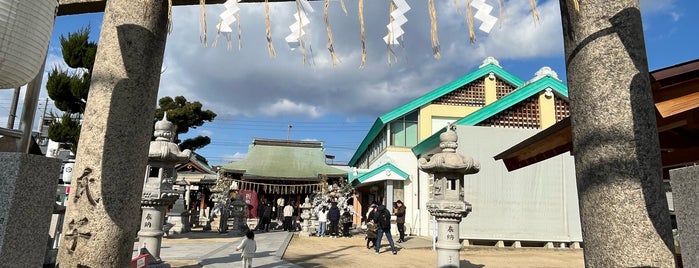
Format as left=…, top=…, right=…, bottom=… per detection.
left=236, top=198, right=408, bottom=268
left=253, top=196, right=408, bottom=256
left=313, top=199, right=407, bottom=256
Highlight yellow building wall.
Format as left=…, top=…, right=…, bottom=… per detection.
left=538, top=90, right=557, bottom=129
left=386, top=147, right=413, bottom=152
left=484, top=75, right=497, bottom=105
left=418, top=104, right=480, bottom=140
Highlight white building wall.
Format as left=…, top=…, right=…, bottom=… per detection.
left=454, top=126, right=583, bottom=243
left=360, top=125, right=584, bottom=243
left=367, top=150, right=418, bottom=236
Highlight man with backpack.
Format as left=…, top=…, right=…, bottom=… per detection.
left=373, top=204, right=398, bottom=255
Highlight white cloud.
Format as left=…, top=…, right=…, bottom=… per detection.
left=197, top=129, right=213, bottom=137
left=670, top=12, right=681, bottom=22
left=156, top=0, right=564, bottom=121
left=262, top=98, right=323, bottom=118
left=222, top=152, right=246, bottom=163
left=639, top=0, right=677, bottom=14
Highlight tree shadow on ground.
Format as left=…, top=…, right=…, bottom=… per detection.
left=283, top=245, right=355, bottom=265
left=461, top=259, right=486, bottom=268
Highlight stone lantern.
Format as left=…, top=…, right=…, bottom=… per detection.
left=138, top=113, right=191, bottom=266
left=299, top=196, right=313, bottom=237
left=229, top=182, right=249, bottom=235
left=166, top=178, right=190, bottom=234
left=418, top=125, right=479, bottom=268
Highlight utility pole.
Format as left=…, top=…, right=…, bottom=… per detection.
left=6, top=87, right=21, bottom=128
left=37, top=98, right=49, bottom=137
left=287, top=124, right=292, bottom=140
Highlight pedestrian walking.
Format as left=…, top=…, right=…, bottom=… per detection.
left=365, top=218, right=378, bottom=249
left=374, top=204, right=397, bottom=255
left=236, top=230, right=257, bottom=268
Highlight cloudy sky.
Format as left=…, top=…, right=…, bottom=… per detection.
left=1, top=0, right=697, bottom=165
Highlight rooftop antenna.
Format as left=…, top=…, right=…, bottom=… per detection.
left=287, top=124, right=292, bottom=140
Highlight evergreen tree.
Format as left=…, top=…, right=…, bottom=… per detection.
left=45, top=26, right=96, bottom=153
left=154, top=96, right=217, bottom=151
left=46, top=27, right=217, bottom=153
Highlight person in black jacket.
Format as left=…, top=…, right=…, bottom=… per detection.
left=341, top=208, right=353, bottom=237
left=394, top=200, right=406, bottom=242
left=373, top=204, right=397, bottom=255
left=327, top=202, right=341, bottom=238
left=260, top=202, right=273, bottom=232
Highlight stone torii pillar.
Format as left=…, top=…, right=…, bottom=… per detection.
left=419, top=125, right=480, bottom=268
left=54, top=1, right=221, bottom=267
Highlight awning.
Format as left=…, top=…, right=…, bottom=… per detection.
left=177, top=172, right=219, bottom=184
left=351, top=163, right=409, bottom=188
left=495, top=59, right=699, bottom=171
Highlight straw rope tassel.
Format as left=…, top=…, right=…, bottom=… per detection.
left=386, top=2, right=398, bottom=65
left=237, top=5, right=242, bottom=50
left=358, top=0, right=367, bottom=68
left=497, top=0, right=505, bottom=27
left=200, top=0, right=208, bottom=47
left=428, top=0, right=440, bottom=59
left=265, top=0, right=277, bottom=58
left=465, top=0, right=476, bottom=43
left=325, top=0, right=339, bottom=66
left=338, top=0, right=347, bottom=15
left=167, top=0, right=173, bottom=33
left=296, top=1, right=309, bottom=65
left=529, top=0, right=540, bottom=24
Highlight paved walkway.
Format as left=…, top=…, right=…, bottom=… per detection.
left=133, top=227, right=434, bottom=268
left=133, top=228, right=301, bottom=268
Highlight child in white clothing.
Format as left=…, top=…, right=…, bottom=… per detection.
left=236, top=230, right=257, bottom=268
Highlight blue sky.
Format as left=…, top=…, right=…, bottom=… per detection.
left=1, top=0, right=697, bottom=166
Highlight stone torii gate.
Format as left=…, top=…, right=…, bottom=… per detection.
left=54, top=0, right=674, bottom=267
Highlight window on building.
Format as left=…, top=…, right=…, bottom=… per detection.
left=394, top=180, right=404, bottom=203
left=390, top=111, right=418, bottom=147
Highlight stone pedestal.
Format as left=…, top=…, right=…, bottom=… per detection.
left=427, top=200, right=472, bottom=268
left=137, top=206, right=167, bottom=263
left=670, top=166, right=699, bottom=267
left=167, top=183, right=190, bottom=235
left=0, top=153, right=61, bottom=267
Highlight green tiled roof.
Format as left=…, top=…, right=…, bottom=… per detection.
left=350, top=163, right=409, bottom=187
left=220, top=138, right=346, bottom=180
left=411, top=75, right=569, bottom=156
left=348, top=63, right=524, bottom=166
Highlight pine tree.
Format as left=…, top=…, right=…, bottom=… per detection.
left=154, top=96, right=217, bottom=151
left=46, top=27, right=217, bottom=153
left=45, top=26, right=96, bottom=153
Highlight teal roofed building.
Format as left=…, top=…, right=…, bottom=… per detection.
left=349, top=57, right=582, bottom=246
left=219, top=138, right=348, bottom=219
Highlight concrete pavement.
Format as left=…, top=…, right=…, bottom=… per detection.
left=133, top=228, right=302, bottom=268
left=133, top=226, right=434, bottom=268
